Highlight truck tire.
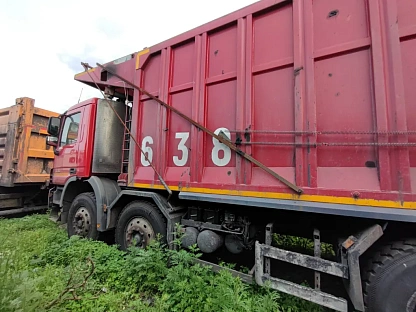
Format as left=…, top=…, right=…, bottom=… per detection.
left=67, top=192, right=99, bottom=240
left=115, top=200, right=167, bottom=251
left=362, top=239, right=416, bottom=312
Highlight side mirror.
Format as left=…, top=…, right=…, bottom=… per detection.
left=47, top=117, right=61, bottom=137
left=46, top=136, right=58, bottom=147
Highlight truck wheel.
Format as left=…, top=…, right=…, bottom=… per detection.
left=362, top=239, right=416, bottom=312
left=67, top=192, right=99, bottom=240
left=115, top=201, right=166, bottom=251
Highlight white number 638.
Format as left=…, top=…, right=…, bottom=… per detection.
left=140, top=127, right=231, bottom=167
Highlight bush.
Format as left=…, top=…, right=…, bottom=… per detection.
left=0, top=215, right=325, bottom=312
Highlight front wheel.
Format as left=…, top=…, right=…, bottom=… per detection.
left=362, top=239, right=416, bottom=312
left=67, top=192, right=99, bottom=240
left=115, top=201, right=167, bottom=251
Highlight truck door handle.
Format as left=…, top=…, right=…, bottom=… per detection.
left=69, top=168, right=76, bottom=174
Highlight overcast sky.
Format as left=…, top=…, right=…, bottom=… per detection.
left=0, top=0, right=258, bottom=112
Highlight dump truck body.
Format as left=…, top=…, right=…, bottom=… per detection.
left=76, top=0, right=416, bottom=211
left=0, top=97, right=59, bottom=213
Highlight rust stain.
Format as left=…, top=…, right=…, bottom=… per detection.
left=342, top=237, right=356, bottom=250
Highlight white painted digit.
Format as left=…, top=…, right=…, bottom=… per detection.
left=212, top=127, right=231, bottom=167
left=141, top=136, right=153, bottom=166
left=141, top=130, right=231, bottom=168
left=173, top=132, right=190, bottom=167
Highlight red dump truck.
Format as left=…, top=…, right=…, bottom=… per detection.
left=46, top=0, right=416, bottom=311
left=0, top=98, right=59, bottom=216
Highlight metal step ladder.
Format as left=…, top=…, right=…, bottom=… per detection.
left=121, top=104, right=133, bottom=174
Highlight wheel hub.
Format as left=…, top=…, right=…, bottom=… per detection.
left=125, top=217, right=155, bottom=248
left=72, top=206, right=91, bottom=237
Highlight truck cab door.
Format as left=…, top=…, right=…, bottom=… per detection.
left=52, top=109, right=83, bottom=185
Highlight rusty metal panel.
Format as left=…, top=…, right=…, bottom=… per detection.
left=0, top=104, right=20, bottom=187
left=255, top=241, right=348, bottom=312
left=92, top=99, right=126, bottom=174
left=0, top=97, right=59, bottom=187
left=259, top=243, right=349, bottom=278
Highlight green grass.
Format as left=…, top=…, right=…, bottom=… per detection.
left=273, top=233, right=336, bottom=258
left=0, top=214, right=325, bottom=312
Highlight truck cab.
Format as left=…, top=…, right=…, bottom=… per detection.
left=48, top=100, right=94, bottom=186
left=47, top=96, right=127, bottom=222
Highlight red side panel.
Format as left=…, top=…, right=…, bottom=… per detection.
left=313, top=0, right=377, bottom=191
left=136, top=55, right=162, bottom=183
left=398, top=0, right=416, bottom=192
left=130, top=0, right=416, bottom=206
left=251, top=5, right=295, bottom=187
left=203, top=25, right=238, bottom=184
left=165, top=41, right=195, bottom=183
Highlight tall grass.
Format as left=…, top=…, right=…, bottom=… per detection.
left=0, top=215, right=324, bottom=312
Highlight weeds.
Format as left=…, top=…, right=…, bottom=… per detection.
left=273, top=233, right=336, bottom=258
left=0, top=215, right=325, bottom=311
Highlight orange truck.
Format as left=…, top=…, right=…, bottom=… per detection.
left=0, top=97, right=59, bottom=216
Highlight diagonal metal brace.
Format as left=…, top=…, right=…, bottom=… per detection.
left=95, top=63, right=303, bottom=194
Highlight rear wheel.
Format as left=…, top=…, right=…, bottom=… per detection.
left=115, top=201, right=167, bottom=251
left=67, top=192, right=99, bottom=240
left=362, top=239, right=416, bottom=312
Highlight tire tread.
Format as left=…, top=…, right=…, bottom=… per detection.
left=115, top=200, right=167, bottom=250
left=67, top=192, right=98, bottom=239
left=363, top=239, right=416, bottom=311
